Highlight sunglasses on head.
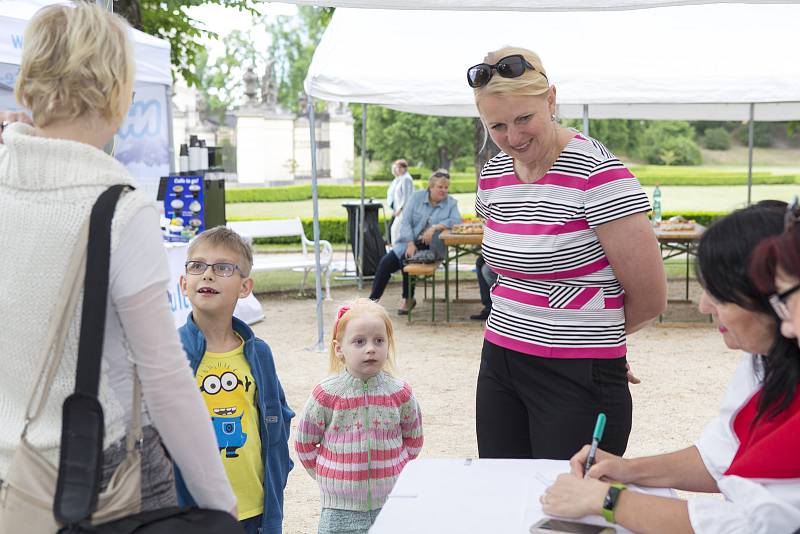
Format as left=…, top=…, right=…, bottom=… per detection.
left=467, top=54, right=546, bottom=88
left=433, top=171, right=450, bottom=179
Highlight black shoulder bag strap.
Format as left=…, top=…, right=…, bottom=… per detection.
left=53, top=184, right=128, bottom=525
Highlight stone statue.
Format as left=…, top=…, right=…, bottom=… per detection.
left=261, top=59, right=278, bottom=109
left=243, top=66, right=259, bottom=105
left=297, top=91, right=308, bottom=114
left=195, top=91, right=207, bottom=118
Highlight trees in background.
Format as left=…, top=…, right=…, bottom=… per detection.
left=357, top=107, right=474, bottom=171
left=114, top=0, right=261, bottom=87
left=265, top=7, right=334, bottom=112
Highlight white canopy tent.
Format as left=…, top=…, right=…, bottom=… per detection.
left=301, top=3, right=800, bottom=346
left=284, top=0, right=794, bottom=11
left=0, top=0, right=174, bottom=197
left=306, top=4, right=800, bottom=121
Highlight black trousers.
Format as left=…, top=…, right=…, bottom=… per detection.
left=476, top=339, right=632, bottom=459
left=369, top=250, right=412, bottom=300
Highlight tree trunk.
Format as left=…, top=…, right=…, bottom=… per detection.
left=474, top=118, right=499, bottom=185
left=112, top=0, right=143, bottom=30
left=438, top=147, right=451, bottom=170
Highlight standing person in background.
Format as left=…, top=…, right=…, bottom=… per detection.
left=469, top=46, right=666, bottom=460
left=386, top=159, right=415, bottom=244
left=0, top=2, right=235, bottom=517
left=295, top=299, right=423, bottom=534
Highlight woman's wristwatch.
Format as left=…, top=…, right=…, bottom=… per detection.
left=601, top=483, right=627, bottom=524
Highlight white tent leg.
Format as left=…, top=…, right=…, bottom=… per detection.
left=308, top=96, right=325, bottom=352
left=582, top=104, right=589, bottom=136
left=747, top=102, right=754, bottom=206
left=358, top=104, right=367, bottom=291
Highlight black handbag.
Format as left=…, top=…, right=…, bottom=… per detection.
left=53, top=185, right=243, bottom=534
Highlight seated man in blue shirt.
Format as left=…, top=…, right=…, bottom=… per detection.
left=369, top=170, right=462, bottom=314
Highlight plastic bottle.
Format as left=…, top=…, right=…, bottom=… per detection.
left=188, top=135, right=201, bottom=172
left=179, top=143, right=189, bottom=173
left=652, top=184, right=662, bottom=223
left=199, top=139, right=209, bottom=171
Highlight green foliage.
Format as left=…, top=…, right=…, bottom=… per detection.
left=701, top=127, right=732, bottom=151
left=629, top=166, right=797, bottom=186
left=362, top=107, right=475, bottom=170
left=115, top=0, right=262, bottom=87
left=735, top=122, right=774, bottom=148
left=265, top=6, right=334, bottom=112
left=638, top=121, right=702, bottom=165
left=227, top=184, right=392, bottom=203
left=562, top=119, right=646, bottom=156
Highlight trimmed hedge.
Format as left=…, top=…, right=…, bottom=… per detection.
left=228, top=212, right=727, bottom=244
left=226, top=170, right=796, bottom=204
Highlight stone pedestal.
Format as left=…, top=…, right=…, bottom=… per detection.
left=329, top=112, right=355, bottom=180
left=235, top=108, right=295, bottom=184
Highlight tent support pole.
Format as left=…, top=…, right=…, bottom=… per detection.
left=358, top=104, right=367, bottom=291
left=308, top=96, right=325, bottom=352
left=166, top=84, right=176, bottom=173
left=747, top=103, right=754, bottom=206
left=582, top=104, right=589, bottom=136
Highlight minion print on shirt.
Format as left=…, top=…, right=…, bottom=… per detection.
left=196, top=335, right=265, bottom=520
left=199, top=364, right=251, bottom=457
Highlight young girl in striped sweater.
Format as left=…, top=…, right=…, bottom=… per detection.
left=295, top=298, right=424, bottom=534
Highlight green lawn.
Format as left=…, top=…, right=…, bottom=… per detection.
left=227, top=184, right=799, bottom=220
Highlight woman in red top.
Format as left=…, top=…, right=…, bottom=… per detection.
left=540, top=202, right=800, bottom=533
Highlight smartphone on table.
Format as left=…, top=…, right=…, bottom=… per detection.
left=530, top=518, right=616, bottom=534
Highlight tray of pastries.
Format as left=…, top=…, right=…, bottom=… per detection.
left=654, top=215, right=696, bottom=232
left=451, top=222, right=484, bottom=235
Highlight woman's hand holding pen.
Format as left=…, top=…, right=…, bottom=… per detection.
left=570, top=444, right=631, bottom=481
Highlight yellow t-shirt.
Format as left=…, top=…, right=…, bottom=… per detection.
left=196, top=336, right=264, bottom=520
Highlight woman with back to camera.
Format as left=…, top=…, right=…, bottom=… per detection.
left=468, top=46, right=666, bottom=460
left=541, top=201, right=800, bottom=533
left=0, top=3, right=235, bottom=518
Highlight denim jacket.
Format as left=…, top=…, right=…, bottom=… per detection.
left=392, top=189, right=462, bottom=259
left=175, top=314, right=294, bottom=534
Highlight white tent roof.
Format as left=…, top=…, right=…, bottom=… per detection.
left=283, top=0, right=793, bottom=10
left=0, top=0, right=171, bottom=86
left=305, top=4, right=800, bottom=120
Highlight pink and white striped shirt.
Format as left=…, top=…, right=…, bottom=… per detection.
left=476, top=134, right=651, bottom=359
left=295, top=370, right=423, bottom=511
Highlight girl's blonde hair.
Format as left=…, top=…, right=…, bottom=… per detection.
left=15, top=3, right=135, bottom=128
left=472, top=46, right=550, bottom=101
left=329, top=298, right=397, bottom=375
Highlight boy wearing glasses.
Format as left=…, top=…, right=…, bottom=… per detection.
left=175, top=226, right=294, bottom=534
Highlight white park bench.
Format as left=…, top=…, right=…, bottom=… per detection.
left=227, top=218, right=333, bottom=300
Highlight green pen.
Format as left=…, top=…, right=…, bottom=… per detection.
left=583, top=413, right=606, bottom=478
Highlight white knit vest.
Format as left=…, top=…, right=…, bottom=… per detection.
left=0, top=123, right=154, bottom=477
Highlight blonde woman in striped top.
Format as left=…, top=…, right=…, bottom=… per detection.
left=295, top=298, right=423, bottom=534
left=467, top=46, right=666, bottom=460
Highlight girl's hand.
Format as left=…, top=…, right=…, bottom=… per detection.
left=626, top=362, right=641, bottom=384
left=406, top=241, right=418, bottom=258
left=541, top=473, right=607, bottom=518
left=570, top=445, right=631, bottom=481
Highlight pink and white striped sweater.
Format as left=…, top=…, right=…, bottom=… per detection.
left=295, top=370, right=423, bottom=511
